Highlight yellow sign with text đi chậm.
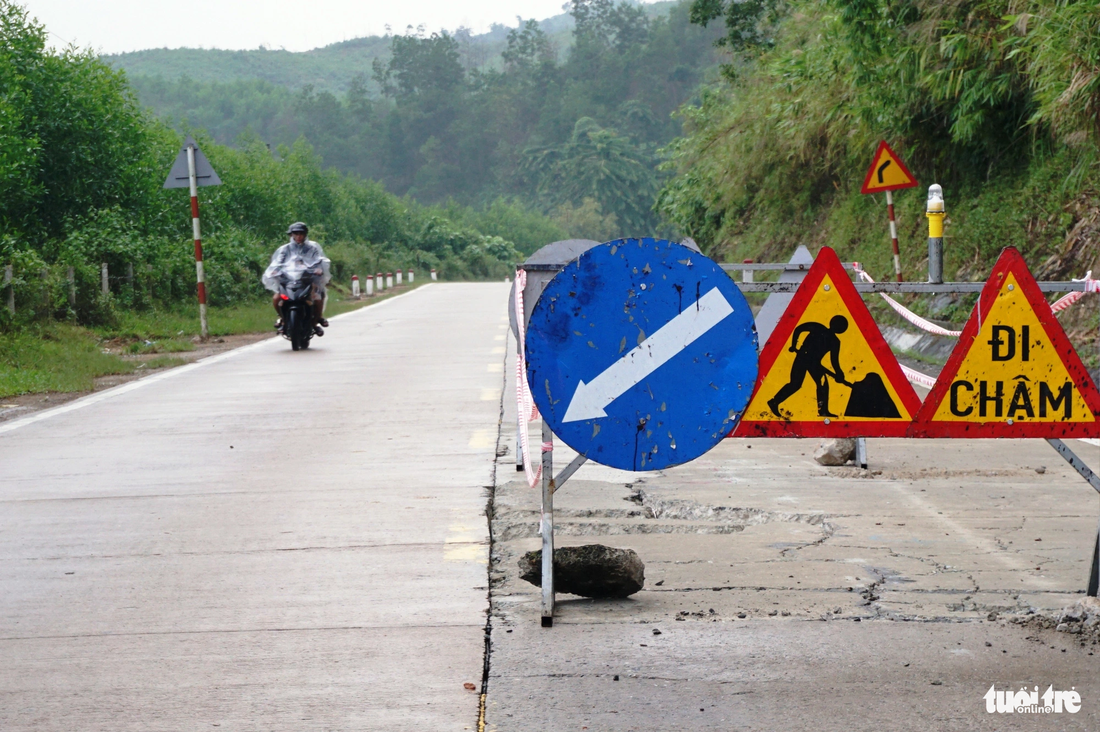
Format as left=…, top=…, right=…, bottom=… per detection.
left=910, top=247, right=1100, bottom=438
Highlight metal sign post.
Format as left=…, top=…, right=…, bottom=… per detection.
left=540, top=421, right=554, bottom=627
left=164, top=136, right=221, bottom=340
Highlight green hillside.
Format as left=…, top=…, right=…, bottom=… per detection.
left=105, top=38, right=392, bottom=95
left=103, top=2, right=680, bottom=94
left=110, top=0, right=727, bottom=240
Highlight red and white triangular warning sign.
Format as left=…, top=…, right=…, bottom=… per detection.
left=860, top=140, right=918, bottom=194
left=910, top=247, right=1100, bottom=438
left=735, top=247, right=921, bottom=437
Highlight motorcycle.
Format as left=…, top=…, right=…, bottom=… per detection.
left=274, top=260, right=322, bottom=351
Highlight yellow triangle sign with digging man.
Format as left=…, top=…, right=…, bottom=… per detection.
left=910, top=247, right=1100, bottom=438
left=735, top=247, right=921, bottom=438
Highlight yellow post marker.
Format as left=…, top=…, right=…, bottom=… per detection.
left=926, top=184, right=944, bottom=283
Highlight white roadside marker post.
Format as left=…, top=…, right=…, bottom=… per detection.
left=431, top=268, right=437, bottom=281
left=386, top=272, right=393, bottom=289
left=396, top=269, right=403, bottom=286
left=365, top=277, right=373, bottom=297
left=408, top=270, right=414, bottom=284
left=186, top=145, right=209, bottom=339
left=376, top=273, right=383, bottom=292
left=352, top=274, right=360, bottom=299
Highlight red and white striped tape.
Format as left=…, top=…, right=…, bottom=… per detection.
left=901, top=364, right=938, bottom=389
left=1050, top=271, right=1097, bottom=313
left=514, top=269, right=544, bottom=489
left=853, top=263, right=961, bottom=336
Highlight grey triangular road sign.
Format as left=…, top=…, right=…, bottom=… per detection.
left=753, top=245, right=814, bottom=349
left=163, top=136, right=222, bottom=189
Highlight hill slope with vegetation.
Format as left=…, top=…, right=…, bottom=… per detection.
left=655, top=0, right=1098, bottom=358
left=0, top=0, right=529, bottom=337
left=107, top=0, right=727, bottom=239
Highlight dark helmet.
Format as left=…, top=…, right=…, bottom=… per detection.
left=287, top=222, right=308, bottom=235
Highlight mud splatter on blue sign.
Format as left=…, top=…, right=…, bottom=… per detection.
left=526, top=238, right=758, bottom=471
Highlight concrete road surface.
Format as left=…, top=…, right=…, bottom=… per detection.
left=0, top=282, right=510, bottom=731
left=488, top=335, right=1100, bottom=731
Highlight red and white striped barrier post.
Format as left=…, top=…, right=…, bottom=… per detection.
left=351, top=274, right=360, bottom=298
left=408, top=269, right=415, bottom=283
left=375, top=272, right=383, bottom=291
left=396, top=269, right=403, bottom=286
left=386, top=272, right=393, bottom=289
left=886, top=190, right=902, bottom=282
left=431, top=268, right=437, bottom=281
left=186, top=144, right=209, bottom=339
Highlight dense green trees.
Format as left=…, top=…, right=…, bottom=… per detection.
left=0, top=3, right=168, bottom=244
left=659, top=0, right=1100, bottom=279
left=0, top=0, right=524, bottom=330
left=122, top=1, right=727, bottom=238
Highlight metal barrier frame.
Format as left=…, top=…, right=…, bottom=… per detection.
left=516, top=259, right=1099, bottom=626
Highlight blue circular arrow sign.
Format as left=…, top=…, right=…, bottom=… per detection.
left=526, top=238, right=758, bottom=471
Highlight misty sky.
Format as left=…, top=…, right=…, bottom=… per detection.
left=21, top=0, right=576, bottom=54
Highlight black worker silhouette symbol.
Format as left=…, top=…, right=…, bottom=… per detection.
left=766, top=315, right=900, bottom=420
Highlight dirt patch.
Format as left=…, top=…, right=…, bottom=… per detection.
left=0, top=332, right=273, bottom=424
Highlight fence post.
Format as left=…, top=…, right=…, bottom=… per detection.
left=3, top=264, right=13, bottom=315
left=101, top=263, right=109, bottom=297
left=67, top=266, right=76, bottom=309
left=742, top=259, right=754, bottom=283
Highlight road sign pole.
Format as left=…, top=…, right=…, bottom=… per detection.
left=515, top=420, right=524, bottom=472
left=540, top=420, right=554, bottom=627
left=886, top=190, right=902, bottom=282
left=186, top=145, right=209, bottom=340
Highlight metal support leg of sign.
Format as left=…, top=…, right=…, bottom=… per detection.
left=538, top=431, right=588, bottom=628
left=1045, top=438, right=1100, bottom=597
left=540, top=421, right=555, bottom=627
left=1089, top=508, right=1100, bottom=599
left=516, top=421, right=524, bottom=472
left=856, top=437, right=869, bottom=470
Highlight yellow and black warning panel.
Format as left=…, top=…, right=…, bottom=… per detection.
left=734, top=247, right=921, bottom=438
left=910, top=247, right=1100, bottom=438
left=860, top=140, right=918, bottom=194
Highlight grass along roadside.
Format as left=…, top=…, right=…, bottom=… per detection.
left=0, top=281, right=428, bottom=399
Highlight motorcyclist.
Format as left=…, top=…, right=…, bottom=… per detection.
left=262, top=222, right=332, bottom=335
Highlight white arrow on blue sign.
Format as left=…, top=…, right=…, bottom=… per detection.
left=526, top=238, right=759, bottom=471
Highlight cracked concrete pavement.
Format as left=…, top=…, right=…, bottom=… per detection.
left=484, top=337, right=1100, bottom=731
